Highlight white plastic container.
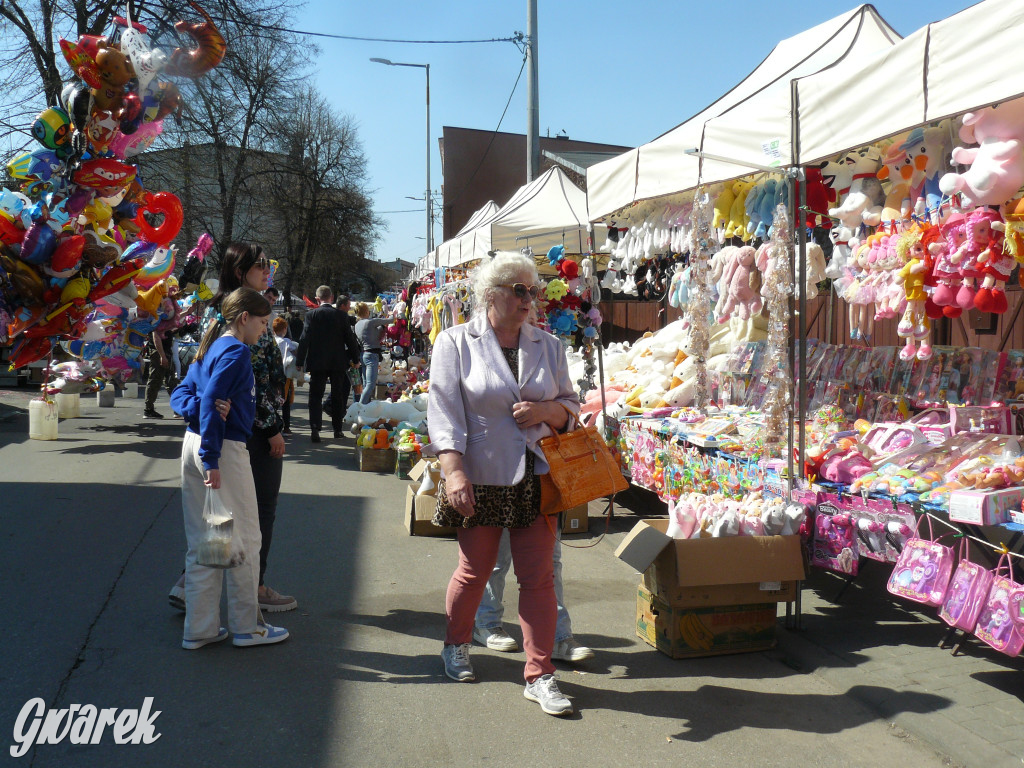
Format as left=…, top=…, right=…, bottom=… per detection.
left=55, top=392, right=80, bottom=419
left=28, top=398, right=59, bottom=440
left=96, top=388, right=115, bottom=407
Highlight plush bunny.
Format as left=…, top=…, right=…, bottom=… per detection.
left=754, top=178, right=778, bottom=239
left=716, top=245, right=762, bottom=322
left=712, top=183, right=737, bottom=231
left=724, top=179, right=755, bottom=240
left=940, top=96, right=1024, bottom=208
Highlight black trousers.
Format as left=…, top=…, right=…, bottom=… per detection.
left=247, top=432, right=283, bottom=587
left=308, top=369, right=349, bottom=434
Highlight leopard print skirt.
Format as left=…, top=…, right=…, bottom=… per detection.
left=433, top=450, right=542, bottom=529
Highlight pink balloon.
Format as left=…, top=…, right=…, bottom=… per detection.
left=109, top=119, right=164, bottom=159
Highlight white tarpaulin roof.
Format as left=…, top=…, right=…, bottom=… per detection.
left=793, top=0, right=1024, bottom=164
left=428, top=200, right=500, bottom=272
left=437, top=166, right=601, bottom=268
left=587, top=4, right=901, bottom=221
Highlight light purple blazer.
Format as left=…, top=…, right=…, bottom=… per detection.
left=425, top=312, right=580, bottom=486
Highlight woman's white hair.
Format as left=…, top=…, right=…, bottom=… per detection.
left=471, top=252, right=540, bottom=316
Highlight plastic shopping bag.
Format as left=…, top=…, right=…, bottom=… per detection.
left=196, top=488, right=246, bottom=568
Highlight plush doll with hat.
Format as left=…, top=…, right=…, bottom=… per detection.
left=932, top=212, right=967, bottom=316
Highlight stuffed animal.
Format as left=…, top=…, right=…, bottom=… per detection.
left=716, top=245, right=762, bottom=322
left=932, top=212, right=967, bottom=316
left=940, top=95, right=1024, bottom=208
left=754, top=178, right=778, bottom=240
left=830, top=146, right=886, bottom=230
left=712, top=183, right=737, bottom=231
left=800, top=165, right=834, bottom=230
left=800, top=242, right=827, bottom=300
left=877, top=140, right=913, bottom=229
left=724, top=179, right=755, bottom=240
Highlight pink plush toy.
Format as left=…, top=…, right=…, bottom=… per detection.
left=940, top=95, right=1024, bottom=208
left=716, top=245, right=762, bottom=322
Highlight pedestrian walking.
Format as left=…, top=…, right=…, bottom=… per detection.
left=272, top=316, right=298, bottom=435
left=169, top=287, right=289, bottom=649
left=143, top=279, right=181, bottom=419
left=426, top=252, right=580, bottom=717
left=295, top=286, right=361, bottom=442
left=354, top=301, right=389, bottom=404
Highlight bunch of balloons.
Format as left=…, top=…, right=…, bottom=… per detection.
left=0, top=2, right=226, bottom=380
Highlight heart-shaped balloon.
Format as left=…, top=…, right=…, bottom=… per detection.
left=134, top=191, right=182, bottom=246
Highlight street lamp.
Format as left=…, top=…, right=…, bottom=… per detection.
left=371, top=57, right=433, bottom=255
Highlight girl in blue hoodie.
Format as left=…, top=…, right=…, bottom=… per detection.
left=171, top=288, right=289, bottom=649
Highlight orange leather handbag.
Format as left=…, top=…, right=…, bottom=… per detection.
left=538, top=405, right=628, bottom=515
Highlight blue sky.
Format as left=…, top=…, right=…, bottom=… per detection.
left=295, top=1, right=977, bottom=265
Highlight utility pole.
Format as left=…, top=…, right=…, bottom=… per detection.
left=526, top=0, right=540, bottom=181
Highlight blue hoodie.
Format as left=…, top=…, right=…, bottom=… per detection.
left=171, top=335, right=255, bottom=471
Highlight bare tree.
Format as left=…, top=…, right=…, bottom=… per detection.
left=260, top=86, right=383, bottom=299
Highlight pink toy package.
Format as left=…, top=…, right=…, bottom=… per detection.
left=850, top=498, right=914, bottom=564
left=812, top=494, right=858, bottom=575
left=973, top=555, right=1024, bottom=657
left=886, top=515, right=955, bottom=607
left=938, top=540, right=994, bottom=632
left=949, top=405, right=1013, bottom=435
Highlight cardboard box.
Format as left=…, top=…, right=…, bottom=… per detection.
left=635, top=585, right=777, bottom=659
left=1008, top=508, right=1024, bottom=525
left=562, top=504, right=589, bottom=534
left=405, top=459, right=454, bottom=536
left=615, top=519, right=804, bottom=608
left=404, top=485, right=456, bottom=536
left=948, top=487, right=1024, bottom=526
left=357, top=446, right=397, bottom=473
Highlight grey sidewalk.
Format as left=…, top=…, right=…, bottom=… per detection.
left=0, top=384, right=1018, bottom=767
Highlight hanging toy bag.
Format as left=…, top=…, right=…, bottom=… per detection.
left=886, top=515, right=955, bottom=607
left=938, top=538, right=994, bottom=631
left=973, top=554, right=1024, bottom=658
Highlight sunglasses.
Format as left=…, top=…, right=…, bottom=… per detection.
left=500, top=283, right=541, bottom=300
left=252, top=257, right=272, bottom=270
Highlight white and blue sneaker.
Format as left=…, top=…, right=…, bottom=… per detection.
left=182, top=627, right=229, bottom=650
left=232, top=622, right=289, bottom=647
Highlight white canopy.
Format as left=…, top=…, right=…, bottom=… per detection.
left=437, top=166, right=601, bottom=269
left=793, top=0, right=1024, bottom=164
left=587, top=4, right=901, bottom=221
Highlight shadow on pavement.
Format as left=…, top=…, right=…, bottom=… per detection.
left=574, top=683, right=950, bottom=741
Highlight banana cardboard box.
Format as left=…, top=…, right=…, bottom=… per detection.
left=636, top=585, right=777, bottom=658
left=614, top=519, right=804, bottom=608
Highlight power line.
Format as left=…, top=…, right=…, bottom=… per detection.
left=375, top=208, right=424, bottom=214
left=445, top=51, right=528, bottom=207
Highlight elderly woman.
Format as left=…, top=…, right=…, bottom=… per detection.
left=426, top=253, right=580, bottom=717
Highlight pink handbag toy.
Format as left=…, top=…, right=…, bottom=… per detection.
left=938, top=539, right=993, bottom=632
left=973, top=554, right=1024, bottom=657
left=886, top=515, right=955, bottom=607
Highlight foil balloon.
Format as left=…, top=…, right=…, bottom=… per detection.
left=133, top=191, right=182, bottom=245
left=109, top=119, right=163, bottom=159
left=31, top=107, right=73, bottom=157
left=123, top=240, right=176, bottom=289
left=119, top=24, right=167, bottom=95
left=164, top=3, right=227, bottom=78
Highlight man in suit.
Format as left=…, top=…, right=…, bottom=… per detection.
left=296, top=286, right=361, bottom=442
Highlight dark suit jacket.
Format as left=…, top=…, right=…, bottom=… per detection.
left=295, top=304, right=361, bottom=372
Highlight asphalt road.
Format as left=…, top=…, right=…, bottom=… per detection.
left=0, top=386, right=956, bottom=768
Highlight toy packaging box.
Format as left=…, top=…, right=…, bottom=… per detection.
left=948, top=487, right=1024, bottom=526
left=995, top=350, right=1024, bottom=403
left=404, top=460, right=455, bottom=537
left=635, top=585, right=778, bottom=659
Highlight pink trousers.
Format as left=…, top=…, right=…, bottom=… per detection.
left=445, top=515, right=556, bottom=681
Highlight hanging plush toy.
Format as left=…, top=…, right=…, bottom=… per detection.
left=940, top=96, right=1024, bottom=208
left=896, top=225, right=934, bottom=361
left=970, top=208, right=1011, bottom=313
left=716, top=245, right=762, bottom=322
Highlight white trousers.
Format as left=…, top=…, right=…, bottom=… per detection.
left=181, top=431, right=262, bottom=640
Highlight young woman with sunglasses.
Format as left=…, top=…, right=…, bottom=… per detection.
left=169, top=242, right=297, bottom=615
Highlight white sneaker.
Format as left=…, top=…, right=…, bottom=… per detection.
left=551, top=637, right=594, bottom=663
left=441, top=643, right=475, bottom=682
left=473, top=625, right=520, bottom=652
left=232, top=622, right=289, bottom=647
left=524, top=674, right=573, bottom=716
